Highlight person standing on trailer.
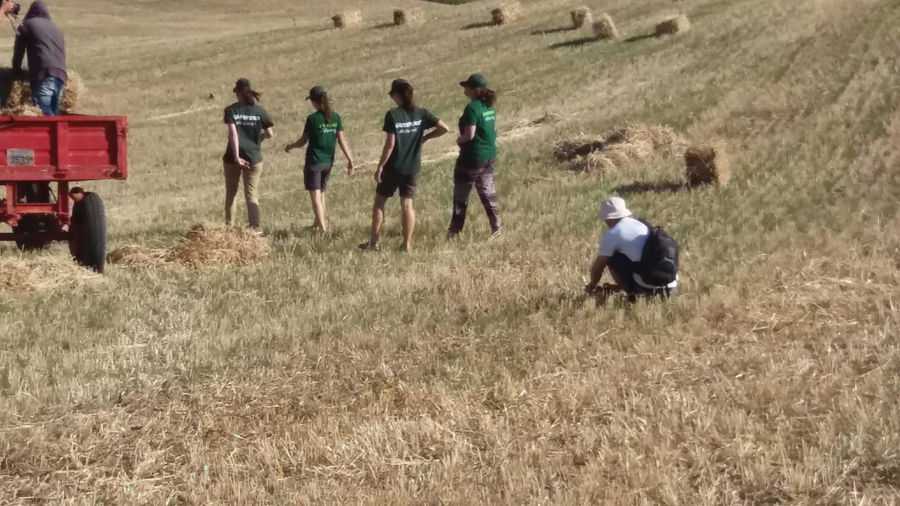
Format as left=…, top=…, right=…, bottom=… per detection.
left=360, top=79, right=449, bottom=253
left=285, top=86, right=355, bottom=233
left=223, top=78, right=274, bottom=231
left=2, top=0, right=67, bottom=115
left=447, top=73, right=501, bottom=239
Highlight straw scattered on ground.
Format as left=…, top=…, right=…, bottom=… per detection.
left=0, top=68, right=85, bottom=116
left=0, top=256, right=101, bottom=293
left=655, top=14, right=691, bottom=36
left=108, top=223, right=271, bottom=269
left=592, top=13, right=619, bottom=40
left=685, top=143, right=732, bottom=186
left=332, top=11, right=362, bottom=29
left=554, top=125, right=687, bottom=173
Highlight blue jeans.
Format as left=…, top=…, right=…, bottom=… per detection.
left=32, top=77, right=65, bottom=116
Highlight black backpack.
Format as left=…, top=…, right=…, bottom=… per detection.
left=636, top=219, right=679, bottom=286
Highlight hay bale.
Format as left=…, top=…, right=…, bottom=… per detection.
left=393, top=9, right=422, bottom=26
left=491, top=2, right=522, bottom=25
left=592, top=13, right=619, bottom=40
left=0, top=256, right=100, bottom=293
left=685, top=144, right=731, bottom=187
left=168, top=223, right=271, bottom=268
left=333, top=10, right=362, bottom=29
left=555, top=125, right=687, bottom=173
left=655, top=14, right=691, bottom=36
left=571, top=7, right=593, bottom=29
left=0, top=68, right=85, bottom=115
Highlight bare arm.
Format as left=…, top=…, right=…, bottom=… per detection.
left=423, top=120, right=450, bottom=143
left=227, top=124, right=249, bottom=167
left=586, top=255, right=608, bottom=293
left=260, top=127, right=274, bottom=141
left=285, top=132, right=309, bottom=153
left=336, top=130, right=355, bottom=175
left=457, top=124, right=476, bottom=147
left=374, top=133, right=396, bottom=183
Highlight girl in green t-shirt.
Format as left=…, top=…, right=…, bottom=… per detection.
left=285, top=86, right=355, bottom=233
left=448, top=74, right=501, bottom=239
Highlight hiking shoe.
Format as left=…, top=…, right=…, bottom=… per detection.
left=359, top=241, right=380, bottom=252
left=399, top=244, right=410, bottom=253
left=489, top=228, right=502, bottom=240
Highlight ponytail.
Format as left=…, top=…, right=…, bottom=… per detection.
left=240, top=89, right=261, bottom=105
left=476, top=87, right=496, bottom=108
left=318, top=94, right=333, bottom=122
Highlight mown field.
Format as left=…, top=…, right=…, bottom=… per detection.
left=2, top=0, right=900, bottom=503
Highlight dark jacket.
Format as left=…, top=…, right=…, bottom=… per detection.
left=12, top=1, right=67, bottom=87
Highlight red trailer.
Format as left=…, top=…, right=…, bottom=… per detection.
left=0, top=115, right=128, bottom=272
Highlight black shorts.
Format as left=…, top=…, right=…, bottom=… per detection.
left=376, top=170, right=419, bottom=199
left=304, top=163, right=333, bottom=191
left=607, top=252, right=673, bottom=297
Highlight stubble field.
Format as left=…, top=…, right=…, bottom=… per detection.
left=2, top=0, right=900, bottom=503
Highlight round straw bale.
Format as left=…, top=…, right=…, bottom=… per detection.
left=491, top=2, right=522, bottom=25
left=333, top=10, right=362, bottom=29
left=571, top=7, right=593, bottom=29
left=592, top=13, right=619, bottom=40
left=684, top=144, right=731, bottom=187
left=655, top=14, right=691, bottom=36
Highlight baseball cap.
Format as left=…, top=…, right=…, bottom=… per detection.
left=233, top=78, right=253, bottom=93
left=390, top=78, right=411, bottom=95
left=459, top=74, right=488, bottom=88
left=306, top=86, right=326, bottom=101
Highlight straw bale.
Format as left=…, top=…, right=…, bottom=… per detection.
left=333, top=10, right=362, bottom=29
left=394, top=9, right=422, bottom=26
left=0, top=68, right=85, bottom=115
left=655, top=14, right=691, bottom=36
left=555, top=125, right=687, bottom=173
left=491, top=2, right=522, bottom=25
left=593, top=13, right=619, bottom=40
left=685, top=143, right=731, bottom=187
left=571, top=7, right=592, bottom=28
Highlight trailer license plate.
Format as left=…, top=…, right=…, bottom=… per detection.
left=6, top=149, right=34, bottom=166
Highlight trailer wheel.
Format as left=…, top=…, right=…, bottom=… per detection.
left=68, top=192, right=107, bottom=273
left=13, top=215, right=55, bottom=251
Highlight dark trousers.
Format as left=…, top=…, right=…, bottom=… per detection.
left=448, top=158, right=501, bottom=235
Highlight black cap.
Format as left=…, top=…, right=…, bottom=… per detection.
left=459, top=74, right=488, bottom=88
left=306, top=85, right=326, bottom=101
left=390, top=78, right=411, bottom=95
left=233, top=78, right=253, bottom=93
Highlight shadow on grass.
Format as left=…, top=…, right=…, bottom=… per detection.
left=373, top=22, right=397, bottom=30
left=462, top=21, right=498, bottom=30
left=549, top=37, right=598, bottom=49
left=624, top=33, right=657, bottom=43
left=532, top=26, right=577, bottom=35
left=613, top=179, right=687, bottom=195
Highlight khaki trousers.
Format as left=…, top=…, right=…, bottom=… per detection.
left=224, top=161, right=262, bottom=228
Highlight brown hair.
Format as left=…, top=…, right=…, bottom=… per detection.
left=473, top=87, right=496, bottom=108
left=314, top=94, right=333, bottom=122
left=393, top=82, right=416, bottom=112
left=238, top=89, right=261, bottom=105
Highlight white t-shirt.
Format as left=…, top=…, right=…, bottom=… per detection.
left=598, top=216, right=649, bottom=262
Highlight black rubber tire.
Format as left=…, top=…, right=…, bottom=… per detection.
left=13, top=215, right=55, bottom=251
left=68, top=192, right=107, bottom=273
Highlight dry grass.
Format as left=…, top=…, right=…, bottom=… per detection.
left=592, top=13, right=619, bottom=40
left=0, top=68, right=84, bottom=115
left=655, top=14, right=692, bottom=36
left=685, top=143, right=732, bottom=186
left=109, top=223, right=271, bottom=269
left=0, top=256, right=100, bottom=293
left=332, top=10, right=362, bottom=29
left=491, top=2, right=522, bottom=25
left=393, top=9, right=422, bottom=26
left=571, top=6, right=592, bottom=29
left=554, top=125, right=686, bottom=173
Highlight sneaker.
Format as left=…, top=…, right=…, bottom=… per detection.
left=359, top=241, right=380, bottom=252
left=399, top=244, right=410, bottom=253
left=489, top=228, right=502, bottom=240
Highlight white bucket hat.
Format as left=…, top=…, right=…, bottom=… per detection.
left=598, top=197, right=632, bottom=221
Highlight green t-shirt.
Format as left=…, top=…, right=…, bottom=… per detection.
left=382, top=107, right=439, bottom=175
left=223, top=102, right=274, bottom=164
left=458, top=99, right=497, bottom=163
left=303, top=110, right=343, bottom=166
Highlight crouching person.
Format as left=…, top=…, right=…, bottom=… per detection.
left=585, top=197, right=679, bottom=303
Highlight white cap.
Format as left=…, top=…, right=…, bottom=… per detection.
left=598, top=197, right=632, bottom=221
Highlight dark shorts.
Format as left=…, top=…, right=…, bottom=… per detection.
left=304, top=163, right=332, bottom=191
left=608, top=252, right=673, bottom=297
left=376, top=170, right=419, bottom=199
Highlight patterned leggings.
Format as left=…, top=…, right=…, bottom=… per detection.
left=448, top=158, right=501, bottom=234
